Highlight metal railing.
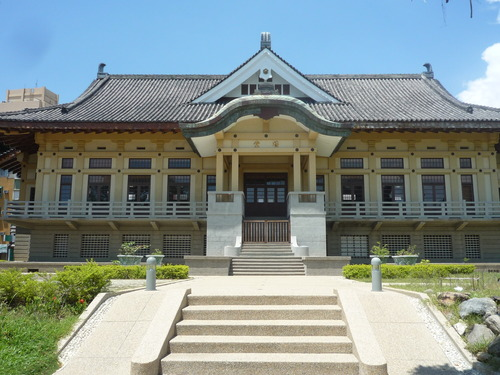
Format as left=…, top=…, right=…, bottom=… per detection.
left=325, top=201, right=500, bottom=220
left=243, top=220, right=290, bottom=243
left=3, top=201, right=208, bottom=220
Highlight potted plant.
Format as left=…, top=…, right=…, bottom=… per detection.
left=370, top=242, right=391, bottom=263
left=145, top=248, right=165, bottom=266
left=392, top=245, right=419, bottom=265
left=117, top=241, right=148, bottom=265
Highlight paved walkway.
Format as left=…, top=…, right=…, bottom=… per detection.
left=55, top=277, right=477, bottom=375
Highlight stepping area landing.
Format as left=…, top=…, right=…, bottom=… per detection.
left=55, top=276, right=468, bottom=375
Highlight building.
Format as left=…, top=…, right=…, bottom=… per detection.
left=0, top=87, right=59, bottom=113
left=0, top=33, right=499, bottom=268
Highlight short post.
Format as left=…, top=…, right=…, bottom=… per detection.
left=371, top=257, right=382, bottom=292
left=146, top=256, right=156, bottom=291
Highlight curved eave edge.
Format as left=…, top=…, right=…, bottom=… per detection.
left=180, top=96, right=351, bottom=139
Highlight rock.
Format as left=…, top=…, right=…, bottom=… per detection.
left=459, top=298, right=497, bottom=318
left=437, top=292, right=470, bottom=306
left=476, top=352, right=492, bottom=362
left=485, top=315, right=500, bottom=335
left=467, top=324, right=495, bottom=345
left=424, top=289, right=434, bottom=294
left=492, top=296, right=500, bottom=305
left=453, top=321, right=467, bottom=336
left=488, top=335, right=500, bottom=356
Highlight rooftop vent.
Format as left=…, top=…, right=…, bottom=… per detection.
left=260, top=32, right=271, bottom=50
left=422, top=63, right=434, bottom=79
left=97, top=63, right=108, bottom=78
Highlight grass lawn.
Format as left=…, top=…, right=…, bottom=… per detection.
left=0, top=306, right=78, bottom=375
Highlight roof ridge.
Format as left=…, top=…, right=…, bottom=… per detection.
left=307, top=74, right=423, bottom=79
left=105, top=74, right=227, bottom=79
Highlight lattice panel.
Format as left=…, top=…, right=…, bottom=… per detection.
left=53, top=234, right=69, bottom=258
left=340, top=235, right=369, bottom=258
left=122, top=234, right=151, bottom=256
left=80, top=234, right=109, bottom=258
left=203, top=234, right=207, bottom=256
left=163, top=234, right=191, bottom=258
left=423, top=235, right=452, bottom=259
left=381, top=235, right=411, bottom=255
left=465, top=235, right=481, bottom=259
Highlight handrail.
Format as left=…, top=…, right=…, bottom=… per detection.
left=324, top=201, right=500, bottom=220
left=3, top=201, right=208, bottom=220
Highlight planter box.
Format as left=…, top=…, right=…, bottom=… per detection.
left=145, top=254, right=165, bottom=266
left=117, top=255, right=143, bottom=266
left=392, top=255, right=419, bottom=265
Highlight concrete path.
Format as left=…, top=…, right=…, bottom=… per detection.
left=55, top=277, right=475, bottom=375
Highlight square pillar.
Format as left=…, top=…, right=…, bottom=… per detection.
left=216, top=153, right=224, bottom=191
left=293, top=152, right=301, bottom=192
left=231, top=153, right=239, bottom=191
left=308, top=152, right=316, bottom=191
left=206, top=191, right=244, bottom=256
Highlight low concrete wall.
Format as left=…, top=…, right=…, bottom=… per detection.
left=303, top=256, right=351, bottom=276
left=184, top=256, right=231, bottom=276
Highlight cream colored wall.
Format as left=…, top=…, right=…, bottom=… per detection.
left=25, top=129, right=500, bottom=204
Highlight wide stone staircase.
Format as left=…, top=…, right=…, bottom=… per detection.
left=161, top=293, right=359, bottom=375
left=231, top=243, right=306, bottom=276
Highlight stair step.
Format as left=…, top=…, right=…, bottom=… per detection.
left=169, top=335, right=352, bottom=353
left=182, top=305, right=342, bottom=320
left=232, top=264, right=305, bottom=269
left=162, top=353, right=359, bottom=375
left=176, top=319, right=347, bottom=336
left=187, top=295, right=338, bottom=305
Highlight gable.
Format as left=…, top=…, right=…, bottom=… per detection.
left=192, top=48, right=338, bottom=104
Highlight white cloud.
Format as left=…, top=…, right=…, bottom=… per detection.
left=457, top=43, right=500, bottom=108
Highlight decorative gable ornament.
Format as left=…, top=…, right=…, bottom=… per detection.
left=259, top=67, right=272, bottom=81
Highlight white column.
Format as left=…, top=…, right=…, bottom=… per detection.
left=308, top=152, right=316, bottom=191
left=293, top=152, right=301, bottom=192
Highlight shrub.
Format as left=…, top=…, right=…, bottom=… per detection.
left=157, top=264, right=189, bottom=279
left=342, top=263, right=475, bottom=279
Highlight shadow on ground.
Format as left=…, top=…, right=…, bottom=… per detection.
left=409, top=364, right=480, bottom=374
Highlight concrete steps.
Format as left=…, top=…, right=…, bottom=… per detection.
left=232, top=243, right=306, bottom=276
left=161, top=294, right=359, bottom=375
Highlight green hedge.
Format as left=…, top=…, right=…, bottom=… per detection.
left=342, top=264, right=475, bottom=279
left=0, top=262, right=189, bottom=313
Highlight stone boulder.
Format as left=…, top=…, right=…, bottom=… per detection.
left=459, top=298, right=497, bottom=318
left=467, top=324, right=495, bottom=345
left=485, top=315, right=500, bottom=335
left=437, top=292, right=470, bottom=306
left=488, top=335, right=500, bottom=356
left=453, top=321, right=467, bottom=336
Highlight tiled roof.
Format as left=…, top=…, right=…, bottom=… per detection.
left=1, top=73, right=500, bottom=130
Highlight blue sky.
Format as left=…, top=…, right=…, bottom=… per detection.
left=1, top=0, right=500, bottom=106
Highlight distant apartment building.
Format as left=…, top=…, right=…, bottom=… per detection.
left=0, top=87, right=59, bottom=112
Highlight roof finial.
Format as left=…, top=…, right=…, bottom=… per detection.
left=97, top=63, right=108, bottom=78
left=260, top=32, right=271, bottom=50
left=422, top=63, right=434, bottom=79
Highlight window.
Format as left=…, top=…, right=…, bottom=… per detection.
left=274, top=84, right=290, bottom=95
left=461, top=175, right=474, bottom=202
left=168, top=158, right=191, bottom=169
left=129, top=158, right=151, bottom=169
left=460, top=158, right=472, bottom=169
left=381, top=235, right=411, bottom=255
left=122, top=234, right=151, bottom=256
left=381, top=175, right=405, bottom=202
left=316, top=175, right=325, bottom=192
left=423, top=235, right=452, bottom=259
left=465, top=235, right=481, bottom=259
left=59, top=175, right=73, bottom=201
left=422, top=175, right=445, bottom=202
left=340, top=158, right=363, bottom=169
left=87, top=175, right=111, bottom=202
left=341, top=175, right=364, bottom=201
left=61, top=158, right=74, bottom=169
left=89, top=158, right=112, bottom=169
left=206, top=175, right=216, bottom=200
left=127, top=175, right=150, bottom=202
left=81, top=234, right=109, bottom=258
left=163, top=234, right=191, bottom=258
left=421, top=158, right=444, bottom=168
left=381, top=158, right=403, bottom=169
left=340, top=235, right=369, bottom=257
left=53, top=234, right=69, bottom=258
left=168, top=175, right=190, bottom=201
